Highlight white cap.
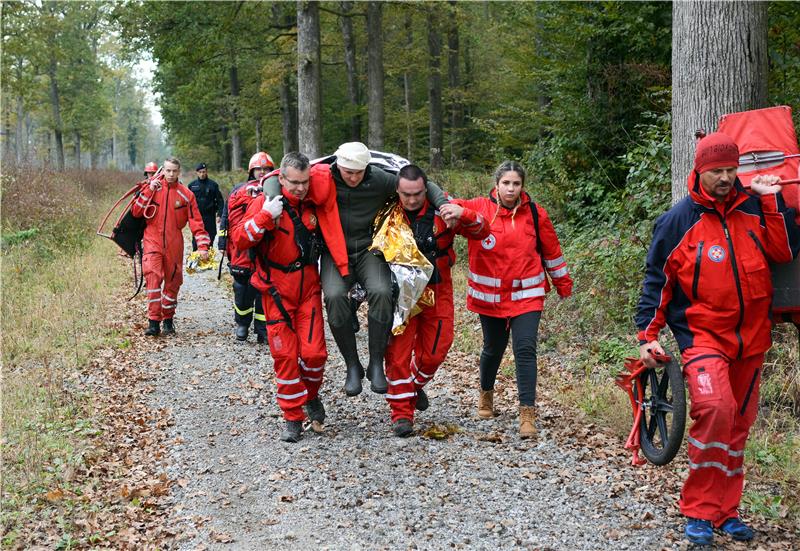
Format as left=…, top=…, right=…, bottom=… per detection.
left=334, top=142, right=371, bottom=171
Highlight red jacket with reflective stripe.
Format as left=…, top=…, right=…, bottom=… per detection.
left=455, top=190, right=572, bottom=318
left=636, top=174, right=800, bottom=359
left=224, top=182, right=258, bottom=272
left=130, top=178, right=210, bottom=262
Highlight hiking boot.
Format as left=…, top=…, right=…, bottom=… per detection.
left=161, top=318, right=175, bottom=335
left=144, top=320, right=160, bottom=337
left=366, top=319, right=390, bottom=394
left=305, top=396, right=326, bottom=425
left=393, top=418, right=414, bottom=438
left=519, top=405, right=536, bottom=439
left=280, top=420, right=303, bottom=443
left=415, top=388, right=429, bottom=411
left=478, top=390, right=495, bottom=419
left=330, top=324, right=364, bottom=397
left=256, top=332, right=266, bottom=344
left=719, top=517, right=754, bottom=541
left=235, top=324, right=248, bottom=341
left=685, top=517, right=714, bottom=546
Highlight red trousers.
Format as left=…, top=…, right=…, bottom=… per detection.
left=262, top=267, right=327, bottom=421
left=679, top=346, right=763, bottom=525
left=143, top=249, right=183, bottom=321
left=384, top=300, right=454, bottom=422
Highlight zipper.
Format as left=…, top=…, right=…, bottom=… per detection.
left=308, top=307, right=316, bottom=343
left=692, top=240, right=704, bottom=299
left=719, top=215, right=745, bottom=359
left=748, top=230, right=767, bottom=258
left=431, top=320, right=443, bottom=354
left=740, top=368, right=760, bottom=415
left=162, top=186, right=170, bottom=249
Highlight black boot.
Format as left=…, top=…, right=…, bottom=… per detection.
left=415, top=388, right=429, bottom=411
left=235, top=324, right=248, bottom=341
left=144, top=319, right=160, bottom=336
left=280, top=420, right=303, bottom=443
left=350, top=299, right=361, bottom=333
left=162, top=318, right=175, bottom=335
left=366, top=319, right=391, bottom=394
left=330, top=324, right=364, bottom=397
left=256, top=332, right=266, bottom=344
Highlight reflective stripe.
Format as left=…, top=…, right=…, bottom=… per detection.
left=467, top=287, right=500, bottom=303
left=162, top=294, right=176, bottom=302
left=135, top=198, right=148, bottom=208
left=468, top=271, right=501, bottom=287
left=277, top=390, right=308, bottom=400
left=148, top=298, right=161, bottom=303
left=387, top=376, right=415, bottom=386
left=510, top=287, right=545, bottom=301
left=196, top=236, right=210, bottom=244
left=253, top=313, right=266, bottom=321
left=386, top=392, right=417, bottom=400
left=301, top=376, right=323, bottom=382
left=301, top=365, right=324, bottom=373
left=414, top=367, right=435, bottom=379
left=235, top=305, right=255, bottom=316
left=244, top=219, right=264, bottom=242
left=545, top=256, right=565, bottom=268
left=176, top=189, right=190, bottom=202
left=162, top=304, right=176, bottom=310
left=688, top=461, right=744, bottom=476
left=687, top=436, right=745, bottom=457
left=276, top=377, right=301, bottom=385
left=548, top=266, right=569, bottom=278
left=146, top=288, right=161, bottom=294
left=512, top=273, right=545, bottom=288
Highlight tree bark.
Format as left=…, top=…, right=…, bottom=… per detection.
left=427, top=7, right=444, bottom=170
left=74, top=131, right=81, bottom=169
left=280, top=72, right=299, bottom=155
left=447, top=0, right=462, bottom=163
left=47, top=58, right=65, bottom=171
left=339, top=1, right=361, bottom=142
left=15, top=95, right=25, bottom=164
left=229, top=63, right=242, bottom=171
left=297, top=0, right=322, bottom=158
left=367, top=2, right=385, bottom=149
left=403, top=11, right=413, bottom=160
left=671, top=1, right=768, bottom=202
left=3, top=99, right=12, bottom=162
left=255, top=117, right=262, bottom=152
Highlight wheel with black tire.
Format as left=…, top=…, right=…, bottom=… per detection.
left=634, top=356, right=686, bottom=465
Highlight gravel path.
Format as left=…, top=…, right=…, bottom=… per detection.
left=148, top=264, right=682, bottom=550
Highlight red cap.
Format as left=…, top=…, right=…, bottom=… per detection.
left=694, top=132, right=739, bottom=174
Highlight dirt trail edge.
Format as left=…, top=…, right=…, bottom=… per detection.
left=147, top=263, right=682, bottom=551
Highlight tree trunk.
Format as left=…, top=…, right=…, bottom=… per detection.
left=15, top=96, right=25, bottom=164
left=671, top=1, right=768, bottom=202
left=297, top=0, right=322, bottom=158
left=47, top=59, right=65, bottom=170
left=221, top=126, right=231, bottom=172
left=229, top=63, right=242, bottom=171
left=403, top=11, right=413, bottom=160
left=367, top=1, right=385, bottom=149
left=447, top=0, right=462, bottom=164
left=427, top=7, right=444, bottom=170
left=255, top=117, right=262, bottom=152
left=3, top=99, right=12, bottom=163
left=280, top=72, right=299, bottom=155
left=339, top=1, right=361, bottom=141
left=74, top=131, right=81, bottom=169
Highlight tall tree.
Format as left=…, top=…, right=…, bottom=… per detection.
left=339, top=1, right=361, bottom=141
left=427, top=6, right=444, bottom=170
left=671, top=1, right=768, bottom=202
left=297, top=0, right=322, bottom=157
left=447, top=0, right=463, bottom=163
left=367, top=1, right=385, bottom=148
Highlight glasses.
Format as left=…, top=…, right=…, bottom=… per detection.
left=283, top=177, right=309, bottom=186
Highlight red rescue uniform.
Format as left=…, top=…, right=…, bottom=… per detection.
left=384, top=201, right=489, bottom=422
left=131, top=177, right=210, bottom=321
left=232, top=193, right=327, bottom=421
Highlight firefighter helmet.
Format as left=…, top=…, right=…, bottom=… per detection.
left=143, top=161, right=158, bottom=175
left=248, top=152, right=275, bottom=171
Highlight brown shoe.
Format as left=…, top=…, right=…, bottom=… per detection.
left=519, top=405, right=536, bottom=439
left=478, top=390, right=495, bottom=419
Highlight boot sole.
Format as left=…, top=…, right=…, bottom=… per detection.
left=477, top=412, right=495, bottom=419
left=370, top=383, right=388, bottom=394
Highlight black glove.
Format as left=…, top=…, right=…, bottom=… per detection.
left=217, top=235, right=227, bottom=252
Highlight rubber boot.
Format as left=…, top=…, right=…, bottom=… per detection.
left=161, top=318, right=175, bottom=335
left=366, top=319, right=390, bottom=394
left=415, top=388, right=429, bottom=411
left=144, top=319, right=161, bottom=337
left=330, top=324, right=364, bottom=396
left=478, top=390, right=495, bottom=419
left=280, top=420, right=303, bottom=443
left=350, top=299, right=361, bottom=333
left=305, top=396, right=326, bottom=433
left=235, top=324, right=248, bottom=341
left=519, top=405, right=536, bottom=439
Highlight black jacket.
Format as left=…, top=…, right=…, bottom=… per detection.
left=188, top=177, right=224, bottom=219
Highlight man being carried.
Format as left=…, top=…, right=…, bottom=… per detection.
left=636, top=132, right=799, bottom=545
left=384, top=165, right=489, bottom=436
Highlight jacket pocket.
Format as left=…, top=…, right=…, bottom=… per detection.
left=742, top=256, right=771, bottom=300
left=174, top=204, right=189, bottom=229
left=691, top=241, right=704, bottom=300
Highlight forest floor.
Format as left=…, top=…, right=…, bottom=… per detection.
left=14, top=248, right=798, bottom=550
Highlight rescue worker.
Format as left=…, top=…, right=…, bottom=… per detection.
left=232, top=152, right=348, bottom=442
left=384, top=165, right=489, bottom=437
left=636, top=132, right=800, bottom=545
left=188, top=162, right=224, bottom=250
left=262, top=142, right=450, bottom=397
left=218, top=152, right=275, bottom=343
left=451, top=161, right=572, bottom=438
left=131, top=157, right=211, bottom=336
left=143, top=161, right=158, bottom=180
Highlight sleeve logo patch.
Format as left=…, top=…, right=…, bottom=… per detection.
left=707, top=245, right=726, bottom=263
left=482, top=234, right=496, bottom=250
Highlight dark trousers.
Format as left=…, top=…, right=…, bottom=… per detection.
left=320, top=250, right=393, bottom=329
left=233, top=273, right=266, bottom=337
left=479, top=311, right=542, bottom=406
left=193, top=215, right=217, bottom=250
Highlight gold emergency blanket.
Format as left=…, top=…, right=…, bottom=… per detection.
left=186, top=248, right=220, bottom=274
left=369, top=204, right=434, bottom=335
